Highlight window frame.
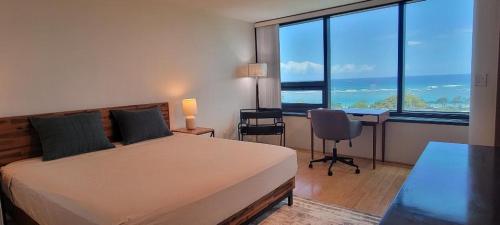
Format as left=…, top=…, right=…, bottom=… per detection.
left=280, top=18, right=330, bottom=112
left=278, top=1, right=471, bottom=120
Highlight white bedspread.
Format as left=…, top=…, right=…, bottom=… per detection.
left=1, top=134, right=297, bottom=225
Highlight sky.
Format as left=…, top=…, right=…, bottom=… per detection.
left=279, top=0, right=474, bottom=82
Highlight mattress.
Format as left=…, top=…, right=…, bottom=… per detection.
left=1, top=134, right=297, bottom=225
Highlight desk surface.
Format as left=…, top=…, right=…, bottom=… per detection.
left=307, top=108, right=389, bottom=117
left=380, top=142, right=500, bottom=225
left=343, top=108, right=389, bottom=115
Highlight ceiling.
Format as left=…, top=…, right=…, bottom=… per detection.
left=165, top=0, right=365, bottom=22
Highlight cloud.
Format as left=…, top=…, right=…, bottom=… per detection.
left=280, top=61, right=376, bottom=81
left=331, top=64, right=375, bottom=74
left=280, top=61, right=324, bottom=81
left=407, top=40, right=422, bottom=46
left=280, top=61, right=324, bottom=75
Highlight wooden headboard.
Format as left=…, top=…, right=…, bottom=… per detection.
left=0, top=102, right=170, bottom=166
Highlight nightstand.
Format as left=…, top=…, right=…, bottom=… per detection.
left=172, top=127, right=215, bottom=137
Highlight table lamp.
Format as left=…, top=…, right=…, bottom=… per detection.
left=182, top=98, right=197, bottom=130
left=247, top=63, right=267, bottom=109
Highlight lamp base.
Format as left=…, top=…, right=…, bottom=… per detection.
left=185, top=117, right=196, bottom=130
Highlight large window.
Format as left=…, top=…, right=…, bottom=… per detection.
left=404, top=0, right=473, bottom=112
left=279, top=0, right=473, bottom=116
left=280, top=19, right=327, bottom=110
left=330, top=6, right=398, bottom=110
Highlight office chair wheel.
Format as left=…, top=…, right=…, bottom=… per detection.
left=308, top=163, right=313, bottom=168
left=355, top=168, right=360, bottom=174
left=328, top=171, right=333, bottom=176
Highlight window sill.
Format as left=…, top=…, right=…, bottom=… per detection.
left=282, top=112, right=469, bottom=126
left=388, top=116, right=468, bottom=126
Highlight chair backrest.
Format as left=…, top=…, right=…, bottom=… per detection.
left=240, top=108, right=283, bottom=124
left=310, top=109, right=351, bottom=141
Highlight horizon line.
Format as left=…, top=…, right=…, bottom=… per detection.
left=330, top=73, right=470, bottom=80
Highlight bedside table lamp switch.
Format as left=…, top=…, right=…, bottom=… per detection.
left=182, top=98, right=197, bottom=130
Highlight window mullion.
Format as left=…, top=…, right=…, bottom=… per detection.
left=397, top=2, right=405, bottom=113
left=324, top=16, right=331, bottom=109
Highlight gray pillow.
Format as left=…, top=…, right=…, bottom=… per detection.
left=111, top=107, right=172, bottom=145
left=30, top=112, right=115, bottom=161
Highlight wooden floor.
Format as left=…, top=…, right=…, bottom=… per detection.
left=293, top=149, right=412, bottom=217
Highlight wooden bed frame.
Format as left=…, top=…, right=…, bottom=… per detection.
left=0, top=102, right=294, bottom=225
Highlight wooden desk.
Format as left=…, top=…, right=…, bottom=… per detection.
left=381, top=142, right=500, bottom=225
left=308, top=109, right=389, bottom=169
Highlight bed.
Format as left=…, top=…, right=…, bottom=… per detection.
left=0, top=103, right=297, bottom=225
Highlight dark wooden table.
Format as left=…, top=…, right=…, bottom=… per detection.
left=381, top=142, right=500, bottom=225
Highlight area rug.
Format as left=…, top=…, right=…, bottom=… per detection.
left=250, top=197, right=381, bottom=225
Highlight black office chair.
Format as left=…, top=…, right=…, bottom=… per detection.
left=309, top=109, right=362, bottom=176
left=238, top=108, right=285, bottom=146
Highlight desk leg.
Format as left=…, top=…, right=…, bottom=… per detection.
left=372, top=124, right=377, bottom=170
left=211, top=130, right=215, bottom=137
left=310, top=122, right=314, bottom=161
left=382, top=122, right=386, bottom=162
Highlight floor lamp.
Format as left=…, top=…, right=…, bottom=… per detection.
left=248, top=63, right=267, bottom=109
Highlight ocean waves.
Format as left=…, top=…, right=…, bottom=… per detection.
left=333, top=88, right=396, bottom=93
left=333, top=85, right=469, bottom=94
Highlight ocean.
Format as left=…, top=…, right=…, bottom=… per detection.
left=281, top=74, right=471, bottom=112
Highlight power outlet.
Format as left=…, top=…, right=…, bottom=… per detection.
left=474, top=73, right=488, bottom=87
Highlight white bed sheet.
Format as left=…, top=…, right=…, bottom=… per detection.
left=1, top=134, right=297, bottom=225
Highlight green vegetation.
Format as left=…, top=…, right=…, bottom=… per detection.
left=349, top=94, right=428, bottom=109
left=435, top=97, right=448, bottom=108
left=372, top=95, right=397, bottom=109
left=343, top=94, right=467, bottom=111
left=405, top=94, right=428, bottom=109
left=351, top=101, right=369, bottom=108
left=332, top=103, right=343, bottom=109
left=451, top=96, right=465, bottom=104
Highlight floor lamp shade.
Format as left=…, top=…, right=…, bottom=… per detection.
left=182, top=98, right=197, bottom=129
left=248, top=63, right=267, bottom=109
left=248, top=63, right=268, bottom=77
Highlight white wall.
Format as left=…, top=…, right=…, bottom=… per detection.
left=0, top=0, right=255, bottom=139
left=255, top=116, right=468, bottom=165
left=469, top=0, right=500, bottom=146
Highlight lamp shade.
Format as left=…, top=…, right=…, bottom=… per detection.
left=248, top=63, right=267, bottom=77
left=182, top=98, right=197, bottom=116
